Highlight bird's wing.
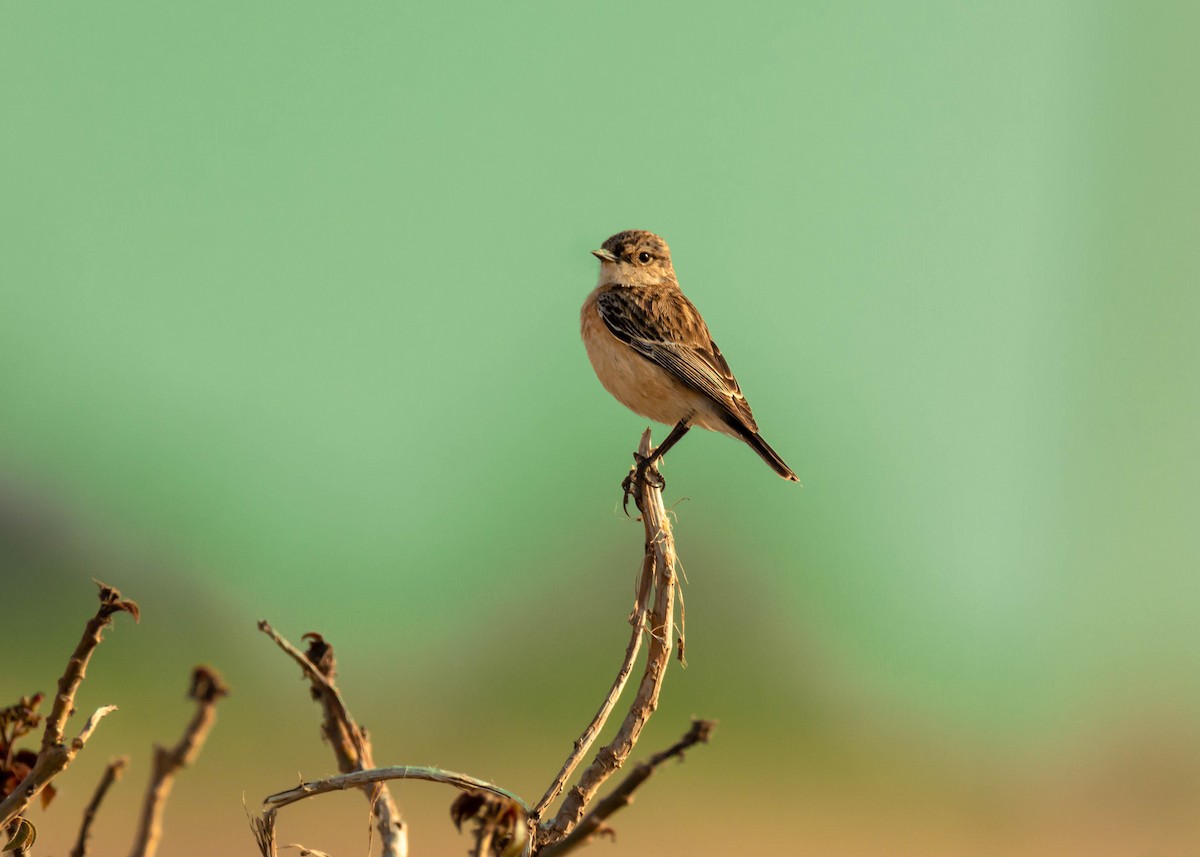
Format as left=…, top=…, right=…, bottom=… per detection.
left=596, top=287, right=758, bottom=431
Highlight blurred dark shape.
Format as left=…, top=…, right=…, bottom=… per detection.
left=0, top=474, right=76, bottom=571
left=301, top=631, right=337, bottom=698
left=188, top=665, right=230, bottom=704
left=95, top=581, right=140, bottom=624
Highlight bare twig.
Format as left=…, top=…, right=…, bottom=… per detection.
left=69, top=755, right=129, bottom=857
left=43, top=583, right=140, bottom=752
left=257, top=622, right=407, bottom=857
left=129, top=666, right=228, bottom=857
left=539, top=719, right=716, bottom=857
left=259, top=765, right=532, bottom=854
left=541, top=429, right=681, bottom=845
left=0, top=582, right=136, bottom=828
left=263, top=766, right=528, bottom=813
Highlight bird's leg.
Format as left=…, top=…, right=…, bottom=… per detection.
left=622, top=420, right=691, bottom=514
left=637, top=419, right=691, bottom=485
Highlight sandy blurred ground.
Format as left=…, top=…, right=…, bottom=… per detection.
left=7, top=554, right=1200, bottom=856
left=16, top=713, right=1200, bottom=855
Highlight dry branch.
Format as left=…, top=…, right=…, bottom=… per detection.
left=264, top=766, right=528, bottom=813
left=129, top=666, right=228, bottom=857
left=43, top=583, right=139, bottom=752
left=0, top=582, right=136, bottom=828
left=253, top=428, right=710, bottom=856
left=539, top=719, right=715, bottom=857
left=0, top=706, right=117, bottom=831
left=257, top=622, right=407, bottom=857
left=69, top=755, right=129, bottom=857
left=539, top=429, right=681, bottom=846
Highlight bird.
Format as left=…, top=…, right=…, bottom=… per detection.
left=581, top=229, right=798, bottom=495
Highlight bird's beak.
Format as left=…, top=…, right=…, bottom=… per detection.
left=591, top=248, right=618, bottom=263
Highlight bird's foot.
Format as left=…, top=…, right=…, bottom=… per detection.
left=637, top=453, right=666, bottom=490
left=621, top=452, right=666, bottom=516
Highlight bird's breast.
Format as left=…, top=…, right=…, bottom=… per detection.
left=581, top=288, right=697, bottom=427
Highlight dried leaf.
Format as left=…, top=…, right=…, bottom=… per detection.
left=450, top=790, right=487, bottom=832
left=0, top=694, right=45, bottom=754
left=247, top=808, right=277, bottom=857
left=11, top=750, right=37, bottom=772
left=499, top=821, right=529, bottom=857
left=2, top=750, right=38, bottom=798
left=301, top=633, right=336, bottom=682
left=450, top=789, right=527, bottom=857
left=94, top=580, right=140, bottom=622
left=1, top=817, right=35, bottom=852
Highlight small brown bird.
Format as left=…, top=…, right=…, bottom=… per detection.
left=582, top=229, right=798, bottom=487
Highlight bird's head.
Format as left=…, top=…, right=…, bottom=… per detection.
left=592, top=230, right=675, bottom=286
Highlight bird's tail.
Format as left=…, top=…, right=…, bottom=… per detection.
left=747, top=432, right=800, bottom=482
left=726, top=418, right=799, bottom=483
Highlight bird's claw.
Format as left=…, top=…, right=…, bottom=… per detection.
left=621, top=473, right=637, bottom=516
left=621, top=453, right=666, bottom=516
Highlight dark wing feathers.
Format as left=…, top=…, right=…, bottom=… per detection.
left=596, top=288, right=758, bottom=431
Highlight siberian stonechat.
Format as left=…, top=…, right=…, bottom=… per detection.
left=582, top=229, right=798, bottom=487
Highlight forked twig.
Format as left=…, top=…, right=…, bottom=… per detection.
left=252, top=428, right=710, bottom=855
left=256, top=622, right=408, bottom=857
left=539, top=429, right=681, bottom=846
left=43, top=583, right=140, bottom=752
left=539, top=719, right=716, bottom=857
left=0, top=582, right=136, bottom=828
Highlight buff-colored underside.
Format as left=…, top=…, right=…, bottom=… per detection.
left=580, top=289, right=741, bottom=438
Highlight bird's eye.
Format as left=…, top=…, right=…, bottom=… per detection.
left=637, top=252, right=652, bottom=263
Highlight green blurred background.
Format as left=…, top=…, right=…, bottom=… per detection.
left=3, top=1, right=1198, bottom=854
